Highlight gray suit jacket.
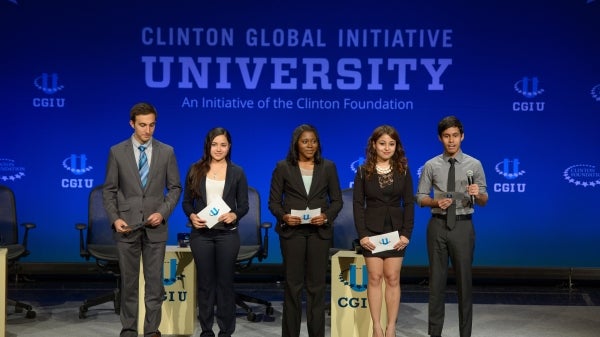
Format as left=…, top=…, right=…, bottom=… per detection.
left=103, top=137, right=182, bottom=243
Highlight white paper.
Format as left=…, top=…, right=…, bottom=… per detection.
left=196, top=197, right=231, bottom=228
left=369, top=231, right=400, bottom=253
left=291, top=207, right=321, bottom=224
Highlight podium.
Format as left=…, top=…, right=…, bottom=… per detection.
left=138, top=246, right=196, bottom=335
left=1, top=248, right=6, bottom=337
left=330, top=250, right=386, bottom=337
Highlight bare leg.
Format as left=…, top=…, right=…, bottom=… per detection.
left=383, top=257, right=403, bottom=337
left=365, top=257, right=385, bottom=337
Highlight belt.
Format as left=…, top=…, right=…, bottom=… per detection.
left=432, top=213, right=472, bottom=221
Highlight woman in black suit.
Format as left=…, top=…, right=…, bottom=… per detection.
left=353, top=125, right=415, bottom=337
left=182, top=127, right=249, bottom=337
left=268, top=124, right=343, bottom=337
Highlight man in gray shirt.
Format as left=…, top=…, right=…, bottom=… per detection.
left=416, top=115, right=488, bottom=337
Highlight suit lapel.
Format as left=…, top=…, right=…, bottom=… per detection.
left=147, top=140, right=160, bottom=187
left=290, top=164, right=309, bottom=198
left=307, top=163, right=321, bottom=199
left=223, top=164, right=233, bottom=198
left=199, top=176, right=208, bottom=205
left=122, top=140, right=142, bottom=188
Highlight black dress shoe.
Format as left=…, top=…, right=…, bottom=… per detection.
left=149, top=332, right=161, bottom=337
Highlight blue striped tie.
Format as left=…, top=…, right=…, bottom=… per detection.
left=138, top=145, right=149, bottom=188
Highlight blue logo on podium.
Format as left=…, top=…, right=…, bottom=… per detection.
left=338, top=263, right=368, bottom=292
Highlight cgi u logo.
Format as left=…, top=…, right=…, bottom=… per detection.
left=163, top=258, right=178, bottom=286
left=496, top=158, right=524, bottom=180
left=63, top=154, right=91, bottom=176
left=162, top=258, right=188, bottom=302
left=348, top=263, right=368, bottom=292
left=494, top=158, right=526, bottom=193
left=302, top=214, right=310, bottom=222
left=514, top=77, right=544, bottom=98
left=34, top=73, right=64, bottom=95
left=379, top=237, right=390, bottom=245
left=209, top=207, right=220, bottom=216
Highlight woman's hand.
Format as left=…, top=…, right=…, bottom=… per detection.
left=310, top=213, right=328, bottom=226
left=219, top=212, right=238, bottom=224
left=359, top=237, right=375, bottom=252
left=394, top=235, right=410, bottom=250
left=190, top=213, right=207, bottom=229
left=282, top=214, right=302, bottom=226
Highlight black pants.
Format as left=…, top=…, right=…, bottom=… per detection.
left=427, top=216, right=475, bottom=337
left=279, top=226, right=330, bottom=337
left=190, top=229, right=240, bottom=337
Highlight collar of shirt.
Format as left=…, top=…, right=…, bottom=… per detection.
left=442, top=149, right=464, bottom=164
left=131, top=136, right=153, bottom=164
left=131, top=135, right=152, bottom=149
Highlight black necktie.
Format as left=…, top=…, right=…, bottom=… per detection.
left=447, top=158, right=456, bottom=229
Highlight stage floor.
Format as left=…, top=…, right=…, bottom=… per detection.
left=5, top=275, right=600, bottom=337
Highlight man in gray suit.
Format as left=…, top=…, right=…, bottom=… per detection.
left=103, top=102, right=182, bottom=337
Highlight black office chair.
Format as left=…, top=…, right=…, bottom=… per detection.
left=235, top=186, right=273, bottom=322
left=0, top=185, right=36, bottom=319
left=75, top=185, right=121, bottom=319
left=331, top=187, right=359, bottom=255
left=327, top=187, right=358, bottom=315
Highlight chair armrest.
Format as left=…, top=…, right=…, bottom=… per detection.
left=75, top=223, right=90, bottom=259
left=259, top=221, right=271, bottom=260
left=21, top=223, right=36, bottom=230
left=20, top=222, right=36, bottom=249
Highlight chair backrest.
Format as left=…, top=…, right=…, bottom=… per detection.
left=332, top=187, right=356, bottom=250
left=236, top=186, right=263, bottom=263
left=0, top=185, right=18, bottom=246
left=86, top=185, right=115, bottom=246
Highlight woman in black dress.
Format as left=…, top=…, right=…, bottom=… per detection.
left=353, top=125, right=415, bottom=337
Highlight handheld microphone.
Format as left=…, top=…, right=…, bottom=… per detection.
left=466, top=170, right=475, bottom=206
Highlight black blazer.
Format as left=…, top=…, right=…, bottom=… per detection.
left=182, top=162, right=249, bottom=236
left=353, top=166, right=415, bottom=240
left=268, top=159, right=343, bottom=240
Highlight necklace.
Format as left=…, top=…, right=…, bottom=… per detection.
left=210, top=162, right=226, bottom=179
left=376, top=164, right=394, bottom=188
left=376, top=165, right=392, bottom=174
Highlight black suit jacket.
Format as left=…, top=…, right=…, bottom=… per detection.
left=181, top=162, right=249, bottom=236
left=268, top=159, right=343, bottom=240
left=353, top=166, right=415, bottom=240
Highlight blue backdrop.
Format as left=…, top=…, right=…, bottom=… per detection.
left=1, top=0, right=599, bottom=267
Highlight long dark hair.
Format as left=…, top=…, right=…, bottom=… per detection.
left=364, top=125, right=408, bottom=178
left=285, top=124, right=322, bottom=166
left=186, top=127, right=232, bottom=198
